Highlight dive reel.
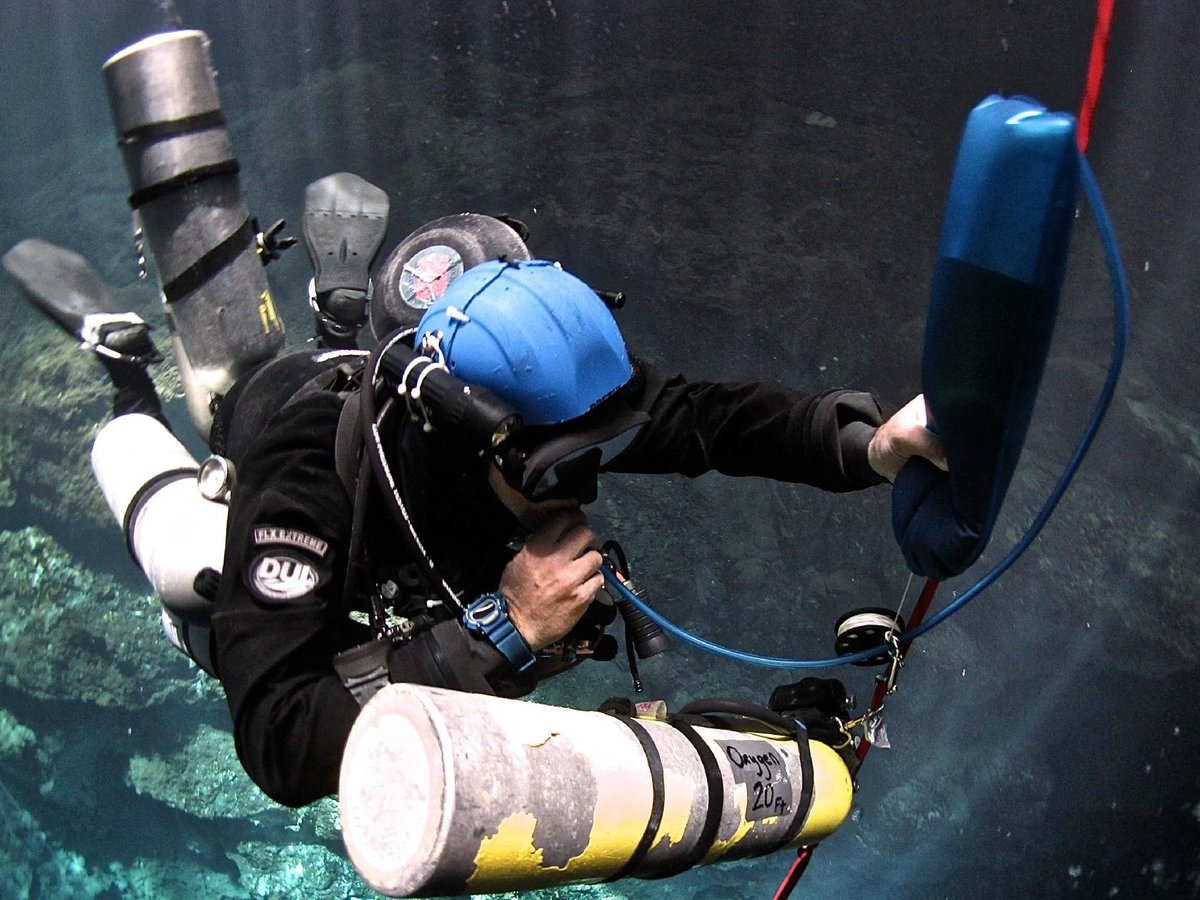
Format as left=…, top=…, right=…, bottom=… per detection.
left=833, top=607, right=907, bottom=667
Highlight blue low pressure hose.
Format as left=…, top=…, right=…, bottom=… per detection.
left=602, top=154, right=1129, bottom=670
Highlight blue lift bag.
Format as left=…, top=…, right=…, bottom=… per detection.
left=892, top=96, right=1080, bottom=580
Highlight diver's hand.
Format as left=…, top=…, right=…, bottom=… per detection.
left=868, top=394, right=949, bottom=482
left=500, top=509, right=603, bottom=651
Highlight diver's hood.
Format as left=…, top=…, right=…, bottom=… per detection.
left=370, top=213, right=531, bottom=339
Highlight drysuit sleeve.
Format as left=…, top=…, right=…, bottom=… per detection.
left=211, top=391, right=513, bottom=808
left=608, top=360, right=887, bottom=491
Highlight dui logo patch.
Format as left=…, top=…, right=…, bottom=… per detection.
left=248, top=552, right=320, bottom=603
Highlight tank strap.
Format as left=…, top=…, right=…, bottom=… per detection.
left=122, top=466, right=197, bottom=565
left=602, top=713, right=666, bottom=882
left=675, top=698, right=817, bottom=852
left=773, top=723, right=816, bottom=853
left=127, top=159, right=240, bottom=211
left=160, top=215, right=255, bottom=303
left=333, top=640, right=393, bottom=707
left=640, top=714, right=726, bottom=879
left=117, top=110, right=227, bottom=147
left=334, top=391, right=365, bottom=501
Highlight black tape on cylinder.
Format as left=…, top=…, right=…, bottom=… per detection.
left=159, top=215, right=254, bottom=303
left=773, top=725, right=816, bottom=853
left=127, top=160, right=240, bottom=211
left=117, top=110, right=227, bottom=147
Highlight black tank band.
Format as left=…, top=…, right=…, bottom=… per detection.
left=638, top=714, right=725, bottom=880
left=676, top=698, right=819, bottom=854
left=122, top=467, right=198, bottom=564
left=604, top=715, right=666, bottom=882
left=127, top=159, right=241, bottom=210
left=774, top=724, right=816, bottom=852
left=160, top=215, right=255, bottom=304
left=117, top=110, right=227, bottom=147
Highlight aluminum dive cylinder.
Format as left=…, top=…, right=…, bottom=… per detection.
left=103, top=30, right=285, bottom=440
left=91, top=413, right=226, bottom=675
left=339, top=683, right=853, bottom=897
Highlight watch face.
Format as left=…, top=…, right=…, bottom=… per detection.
left=397, top=245, right=465, bottom=311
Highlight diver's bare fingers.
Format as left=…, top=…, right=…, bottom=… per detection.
left=579, top=569, right=604, bottom=603
left=561, top=549, right=604, bottom=589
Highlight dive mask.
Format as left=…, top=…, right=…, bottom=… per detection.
left=500, top=400, right=649, bottom=503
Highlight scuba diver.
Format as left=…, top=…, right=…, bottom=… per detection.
left=7, top=222, right=944, bottom=808
left=3, top=30, right=950, bottom=811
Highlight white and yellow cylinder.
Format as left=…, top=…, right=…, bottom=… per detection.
left=339, top=683, right=853, bottom=897
left=91, top=413, right=226, bottom=673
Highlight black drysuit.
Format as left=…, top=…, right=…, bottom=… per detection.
left=210, top=358, right=886, bottom=807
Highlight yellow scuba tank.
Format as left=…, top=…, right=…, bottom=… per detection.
left=339, top=683, right=853, bottom=897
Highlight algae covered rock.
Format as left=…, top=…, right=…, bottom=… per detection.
left=127, top=722, right=278, bottom=821
left=0, top=277, right=182, bottom=543
left=0, top=325, right=112, bottom=534
left=127, top=723, right=345, bottom=845
left=0, top=707, right=35, bottom=757
left=228, top=840, right=364, bottom=899
left=0, top=526, right=198, bottom=706
left=0, top=775, right=245, bottom=900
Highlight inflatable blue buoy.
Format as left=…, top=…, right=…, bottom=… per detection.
left=892, top=95, right=1080, bottom=580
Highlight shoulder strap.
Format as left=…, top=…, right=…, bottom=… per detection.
left=334, top=393, right=364, bottom=501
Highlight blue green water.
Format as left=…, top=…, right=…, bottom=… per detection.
left=0, top=1, right=1197, bottom=897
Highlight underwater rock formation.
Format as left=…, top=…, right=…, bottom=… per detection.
left=0, top=775, right=248, bottom=900
left=127, top=722, right=278, bottom=820
left=0, top=527, right=199, bottom=707
left=0, top=707, right=35, bottom=757
left=0, top=251, right=182, bottom=548
left=228, top=841, right=362, bottom=899
left=0, top=328, right=112, bottom=536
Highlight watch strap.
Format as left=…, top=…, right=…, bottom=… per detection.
left=464, top=592, right=536, bottom=672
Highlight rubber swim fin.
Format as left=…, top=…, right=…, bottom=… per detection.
left=303, top=172, right=389, bottom=295
left=3, top=238, right=159, bottom=364
left=302, top=173, right=390, bottom=347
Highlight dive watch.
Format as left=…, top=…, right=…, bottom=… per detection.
left=464, top=592, right=536, bottom=672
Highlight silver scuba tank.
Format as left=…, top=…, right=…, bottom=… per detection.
left=91, top=413, right=227, bottom=676
left=103, top=30, right=285, bottom=440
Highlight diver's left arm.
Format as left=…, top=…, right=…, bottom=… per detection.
left=608, top=359, right=943, bottom=489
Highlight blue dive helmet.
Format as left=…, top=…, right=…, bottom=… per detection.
left=416, top=259, right=633, bottom=426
